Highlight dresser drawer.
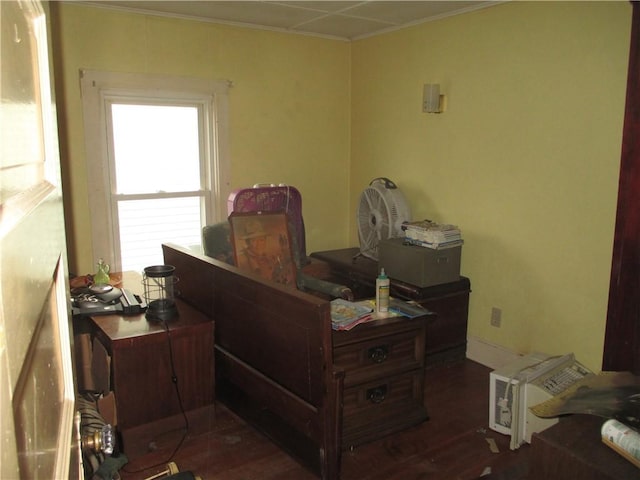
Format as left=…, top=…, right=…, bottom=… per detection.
left=334, top=329, right=424, bottom=387
left=341, top=369, right=427, bottom=447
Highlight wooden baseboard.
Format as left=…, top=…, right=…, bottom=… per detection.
left=466, top=336, right=520, bottom=370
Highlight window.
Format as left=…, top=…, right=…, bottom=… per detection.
left=80, top=71, right=230, bottom=272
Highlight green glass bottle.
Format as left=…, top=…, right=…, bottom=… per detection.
left=94, top=259, right=111, bottom=285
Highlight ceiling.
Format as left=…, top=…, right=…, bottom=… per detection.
left=77, top=1, right=497, bottom=40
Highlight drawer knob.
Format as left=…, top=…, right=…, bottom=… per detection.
left=368, top=345, right=389, bottom=363
left=367, top=385, right=387, bottom=404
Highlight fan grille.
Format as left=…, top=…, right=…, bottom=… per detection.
left=357, top=181, right=410, bottom=260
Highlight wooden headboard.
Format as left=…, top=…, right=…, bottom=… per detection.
left=162, top=243, right=343, bottom=479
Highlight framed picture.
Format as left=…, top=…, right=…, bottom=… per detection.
left=229, top=211, right=297, bottom=286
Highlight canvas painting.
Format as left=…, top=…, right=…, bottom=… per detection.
left=229, top=212, right=297, bottom=286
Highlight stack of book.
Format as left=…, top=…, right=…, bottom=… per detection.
left=402, top=220, right=463, bottom=250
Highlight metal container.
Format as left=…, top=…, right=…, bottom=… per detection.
left=143, top=265, right=178, bottom=322
left=379, top=238, right=461, bottom=288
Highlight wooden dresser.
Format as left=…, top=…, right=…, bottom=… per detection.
left=311, top=247, right=471, bottom=367
left=333, top=313, right=429, bottom=448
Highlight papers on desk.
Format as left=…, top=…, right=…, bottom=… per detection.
left=402, top=220, right=463, bottom=250
left=331, top=298, right=432, bottom=330
left=389, top=298, right=432, bottom=318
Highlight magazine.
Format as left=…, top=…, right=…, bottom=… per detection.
left=330, top=299, right=374, bottom=331
left=388, top=298, right=432, bottom=318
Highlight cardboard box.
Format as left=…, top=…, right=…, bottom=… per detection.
left=379, top=238, right=461, bottom=287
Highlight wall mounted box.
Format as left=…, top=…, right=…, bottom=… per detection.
left=379, top=238, right=461, bottom=288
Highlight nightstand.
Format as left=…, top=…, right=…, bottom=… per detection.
left=79, top=274, right=215, bottom=441
left=333, top=313, right=429, bottom=447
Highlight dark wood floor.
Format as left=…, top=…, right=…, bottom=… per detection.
left=118, top=359, right=531, bottom=480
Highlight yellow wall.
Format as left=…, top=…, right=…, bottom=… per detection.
left=52, top=2, right=633, bottom=370
left=51, top=3, right=351, bottom=275
left=350, top=1, right=631, bottom=370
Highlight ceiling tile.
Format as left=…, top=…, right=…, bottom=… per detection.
left=78, top=1, right=497, bottom=40
left=195, top=2, right=322, bottom=28
left=295, top=14, right=393, bottom=38
left=268, top=1, right=364, bottom=14
left=343, top=1, right=485, bottom=25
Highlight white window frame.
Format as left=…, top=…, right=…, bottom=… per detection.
left=80, top=70, right=231, bottom=271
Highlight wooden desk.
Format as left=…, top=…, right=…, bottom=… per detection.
left=78, top=275, right=214, bottom=434
left=529, top=415, right=639, bottom=480
left=311, top=247, right=471, bottom=367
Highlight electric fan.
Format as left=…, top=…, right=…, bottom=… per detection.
left=357, top=177, right=411, bottom=260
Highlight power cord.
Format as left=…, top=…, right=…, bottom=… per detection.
left=122, top=318, right=190, bottom=474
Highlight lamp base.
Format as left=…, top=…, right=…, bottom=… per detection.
left=146, top=299, right=179, bottom=322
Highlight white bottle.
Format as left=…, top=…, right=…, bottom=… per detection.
left=376, top=268, right=390, bottom=313
left=601, top=419, right=640, bottom=467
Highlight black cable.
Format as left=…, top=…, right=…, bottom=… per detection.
left=163, top=318, right=190, bottom=433
left=121, top=318, right=190, bottom=474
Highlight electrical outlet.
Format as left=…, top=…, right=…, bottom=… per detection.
left=491, top=307, right=502, bottom=327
